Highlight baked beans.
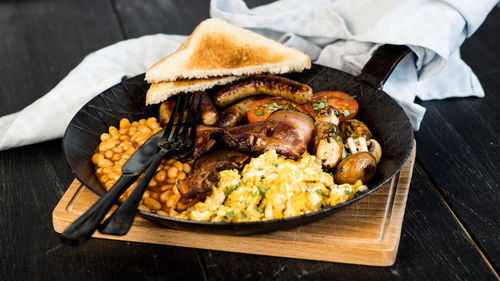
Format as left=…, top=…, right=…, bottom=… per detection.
left=92, top=117, right=190, bottom=217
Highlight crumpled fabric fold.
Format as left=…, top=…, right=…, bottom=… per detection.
left=211, top=0, right=496, bottom=129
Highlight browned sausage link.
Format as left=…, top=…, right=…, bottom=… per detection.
left=199, top=91, right=218, bottom=125
left=216, top=96, right=266, bottom=128
left=160, top=93, right=218, bottom=126
left=214, top=74, right=313, bottom=108
left=158, top=99, right=176, bottom=127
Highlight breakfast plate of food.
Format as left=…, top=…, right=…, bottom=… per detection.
left=63, top=19, right=413, bottom=235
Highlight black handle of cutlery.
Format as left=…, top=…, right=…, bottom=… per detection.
left=98, top=149, right=168, bottom=235
left=60, top=173, right=138, bottom=245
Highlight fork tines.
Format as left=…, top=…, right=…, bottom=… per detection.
left=159, top=92, right=202, bottom=150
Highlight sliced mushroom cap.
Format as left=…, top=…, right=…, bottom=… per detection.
left=346, top=136, right=368, bottom=155
left=340, top=119, right=373, bottom=140
left=367, top=139, right=382, bottom=164
left=310, top=107, right=342, bottom=170
left=315, top=106, right=339, bottom=126
left=316, top=138, right=344, bottom=170
left=334, top=152, right=376, bottom=184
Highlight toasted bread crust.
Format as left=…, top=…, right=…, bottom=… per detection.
left=145, top=76, right=244, bottom=105
left=145, top=18, right=310, bottom=83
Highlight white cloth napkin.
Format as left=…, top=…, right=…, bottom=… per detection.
left=0, top=0, right=496, bottom=151
left=0, top=35, right=186, bottom=151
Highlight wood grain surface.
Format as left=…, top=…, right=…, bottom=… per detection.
left=0, top=0, right=499, bottom=280
left=415, top=9, right=500, bottom=270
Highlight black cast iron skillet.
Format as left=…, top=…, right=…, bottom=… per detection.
left=63, top=44, right=413, bottom=235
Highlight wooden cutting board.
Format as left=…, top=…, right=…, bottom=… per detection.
left=53, top=142, right=415, bottom=266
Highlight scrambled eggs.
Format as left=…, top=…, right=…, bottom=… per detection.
left=177, top=149, right=367, bottom=222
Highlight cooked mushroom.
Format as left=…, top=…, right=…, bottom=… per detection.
left=315, top=106, right=339, bottom=126
left=310, top=106, right=343, bottom=170
left=334, top=152, right=377, bottom=184
left=339, top=119, right=373, bottom=140
left=313, top=126, right=344, bottom=170
left=367, top=139, right=382, bottom=164
left=345, top=135, right=368, bottom=154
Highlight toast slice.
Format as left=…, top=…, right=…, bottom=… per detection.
left=145, top=18, right=310, bottom=83
left=145, top=76, right=244, bottom=105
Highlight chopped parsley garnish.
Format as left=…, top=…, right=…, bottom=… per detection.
left=342, top=110, right=355, bottom=117
left=332, top=126, right=337, bottom=133
left=355, top=141, right=361, bottom=146
left=251, top=190, right=258, bottom=196
left=344, top=190, right=351, bottom=195
left=258, top=168, right=263, bottom=171
left=258, top=185, right=271, bottom=195
left=342, top=95, right=357, bottom=99
left=238, top=212, right=247, bottom=219
left=226, top=152, right=232, bottom=158
left=338, top=168, right=343, bottom=173
left=346, top=153, right=352, bottom=157
left=312, top=98, right=327, bottom=113
left=260, top=175, right=265, bottom=180
left=335, top=136, right=342, bottom=141
left=243, top=200, right=248, bottom=207
left=225, top=183, right=241, bottom=195
left=315, top=189, right=324, bottom=196
left=256, top=206, right=265, bottom=213
left=315, top=158, right=321, bottom=163
left=226, top=211, right=235, bottom=218
left=256, top=110, right=265, bottom=116
left=262, top=102, right=283, bottom=110
left=272, top=162, right=278, bottom=167
left=351, top=133, right=359, bottom=139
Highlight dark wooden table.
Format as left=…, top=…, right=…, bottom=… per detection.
left=1, top=1, right=499, bottom=280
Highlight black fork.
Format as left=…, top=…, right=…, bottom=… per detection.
left=98, top=92, right=202, bottom=235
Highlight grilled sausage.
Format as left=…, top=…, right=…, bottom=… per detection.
left=214, top=75, right=313, bottom=108
left=159, top=99, right=176, bottom=127
left=159, top=92, right=218, bottom=126
left=216, top=96, right=265, bottom=128
left=199, top=91, right=218, bottom=125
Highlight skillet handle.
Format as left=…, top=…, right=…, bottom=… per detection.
left=355, top=44, right=411, bottom=90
